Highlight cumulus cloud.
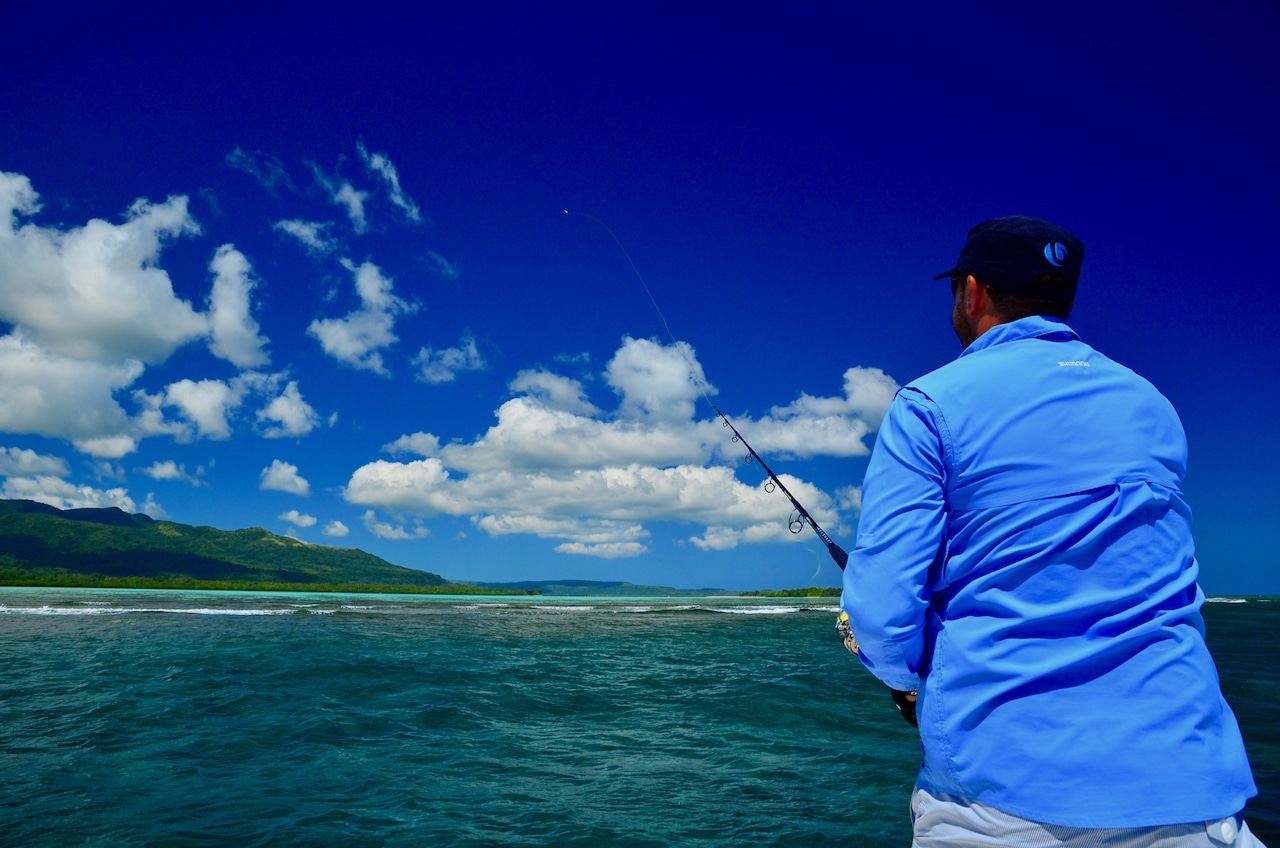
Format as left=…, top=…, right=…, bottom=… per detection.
left=256, top=380, right=320, bottom=439
left=322, top=520, right=349, bottom=538
left=139, top=460, right=204, bottom=486
left=412, top=333, right=486, bottom=384
left=155, top=378, right=240, bottom=440
left=1, top=475, right=136, bottom=512
left=279, top=509, right=317, bottom=528
left=357, top=142, right=421, bottom=223
left=0, top=445, right=70, bottom=477
left=308, top=260, right=417, bottom=374
left=343, top=337, right=897, bottom=558
left=133, top=371, right=318, bottom=444
left=382, top=432, right=441, bottom=457
left=273, top=219, right=336, bottom=255
left=259, top=459, right=310, bottom=496
left=508, top=369, right=598, bottom=415
left=0, top=331, right=144, bottom=454
left=0, top=172, right=206, bottom=365
left=605, top=336, right=711, bottom=423
left=206, top=245, right=270, bottom=368
left=0, top=171, right=288, bottom=458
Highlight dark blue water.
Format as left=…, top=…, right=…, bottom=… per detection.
left=0, top=589, right=1274, bottom=846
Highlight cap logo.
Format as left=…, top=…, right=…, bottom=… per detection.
left=1044, top=242, right=1067, bottom=267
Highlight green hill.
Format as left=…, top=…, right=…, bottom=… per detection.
left=0, top=499, right=478, bottom=592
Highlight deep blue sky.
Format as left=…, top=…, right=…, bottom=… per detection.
left=2, top=2, right=1276, bottom=592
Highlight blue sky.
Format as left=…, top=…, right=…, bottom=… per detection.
left=1, top=3, right=1276, bottom=593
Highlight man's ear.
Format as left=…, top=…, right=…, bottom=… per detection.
left=963, top=275, right=988, bottom=319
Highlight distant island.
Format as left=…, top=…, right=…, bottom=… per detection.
left=0, top=499, right=521, bottom=595
left=0, top=499, right=842, bottom=597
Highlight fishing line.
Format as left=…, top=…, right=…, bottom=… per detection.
left=565, top=210, right=849, bottom=570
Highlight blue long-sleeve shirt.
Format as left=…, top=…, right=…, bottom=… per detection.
left=841, top=316, right=1256, bottom=827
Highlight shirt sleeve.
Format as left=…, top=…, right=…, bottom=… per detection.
left=841, top=388, right=948, bottom=692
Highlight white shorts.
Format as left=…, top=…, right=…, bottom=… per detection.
left=910, top=788, right=1268, bottom=848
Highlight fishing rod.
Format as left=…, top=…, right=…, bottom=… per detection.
left=710, top=404, right=848, bottom=570
left=566, top=210, right=849, bottom=571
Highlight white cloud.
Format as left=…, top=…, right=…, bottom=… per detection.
left=605, top=336, right=712, bottom=423
left=0, top=171, right=306, bottom=458
left=344, top=338, right=896, bottom=558
left=140, top=492, right=167, bottom=519
left=0, top=330, right=143, bottom=450
left=362, top=509, right=428, bottom=540
left=1, top=475, right=136, bottom=512
left=259, top=459, right=310, bottom=496
left=279, top=509, right=317, bottom=528
left=741, top=366, right=899, bottom=457
left=132, top=371, right=318, bottom=444
left=256, top=381, right=319, bottom=439
left=412, top=333, right=486, bottom=384
left=308, top=260, right=416, bottom=374
left=357, top=142, right=421, bottom=223
left=140, top=460, right=203, bottom=486
left=322, top=520, right=349, bottom=538
left=206, top=244, right=270, bottom=369
left=310, top=164, right=369, bottom=233
left=274, top=219, right=336, bottom=255
left=382, top=432, right=441, bottom=457
left=157, top=378, right=239, bottom=440
left=508, top=369, right=598, bottom=414
left=0, top=172, right=206, bottom=365
left=0, top=446, right=69, bottom=477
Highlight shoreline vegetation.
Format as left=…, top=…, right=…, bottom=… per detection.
left=740, top=587, right=842, bottom=597
left=0, top=572, right=530, bottom=595
left=0, top=498, right=847, bottom=597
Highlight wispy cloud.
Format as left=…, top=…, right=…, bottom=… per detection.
left=226, top=148, right=296, bottom=195
left=274, top=219, right=337, bottom=255
left=358, top=142, right=421, bottom=223
left=362, top=509, right=428, bottom=540
left=427, top=251, right=459, bottom=279
left=310, top=164, right=369, bottom=234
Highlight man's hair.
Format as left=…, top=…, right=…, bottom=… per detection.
left=980, top=274, right=1074, bottom=321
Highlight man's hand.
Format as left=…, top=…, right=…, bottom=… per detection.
left=890, top=688, right=919, bottom=727
left=835, top=611, right=860, bottom=656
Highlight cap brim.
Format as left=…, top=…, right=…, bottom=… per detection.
left=933, top=268, right=960, bottom=281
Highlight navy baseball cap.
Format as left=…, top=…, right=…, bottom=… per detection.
left=934, top=216, right=1084, bottom=303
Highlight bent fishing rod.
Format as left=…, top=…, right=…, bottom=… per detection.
left=711, top=405, right=849, bottom=570
left=566, top=210, right=850, bottom=571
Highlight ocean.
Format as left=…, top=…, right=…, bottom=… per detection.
left=1, top=588, right=1275, bottom=847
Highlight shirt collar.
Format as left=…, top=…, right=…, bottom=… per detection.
left=958, top=315, right=1079, bottom=359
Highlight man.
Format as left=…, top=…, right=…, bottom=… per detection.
left=841, top=217, right=1262, bottom=845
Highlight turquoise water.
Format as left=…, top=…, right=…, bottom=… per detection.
left=0, top=588, right=1275, bottom=846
